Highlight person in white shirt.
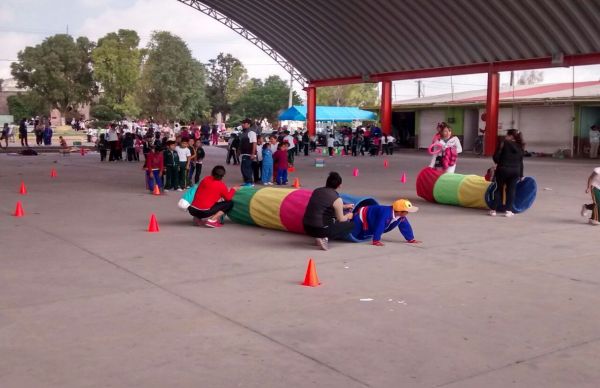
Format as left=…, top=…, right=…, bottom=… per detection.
left=175, top=139, right=192, bottom=190
left=429, top=125, right=462, bottom=173
left=283, top=130, right=296, bottom=165
left=584, top=167, right=600, bottom=225
left=589, top=125, right=600, bottom=159
left=327, top=135, right=335, bottom=157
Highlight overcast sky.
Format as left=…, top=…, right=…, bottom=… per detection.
left=1, top=0, right=599, bottom=102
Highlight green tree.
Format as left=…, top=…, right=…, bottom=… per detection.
left=231, top=75, right=301, bottom=124
left=10, top=34, right=97, bottom=117
left=7, top=91, right=50, bottom=120
left=316, top=83, right=378, bottom=107
left=137, top=31, right=208, bottom=121
left=206, top=53, right=248, bottom=118
left=92, top=29, right=142, bottom=117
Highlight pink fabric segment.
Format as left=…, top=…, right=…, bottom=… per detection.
left=280, top=189, right=313, bottom=234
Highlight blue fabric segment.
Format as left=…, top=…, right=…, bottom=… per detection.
left=278, top=105, right=377, bottom=121
left=485, top=176, right=537, bottom=213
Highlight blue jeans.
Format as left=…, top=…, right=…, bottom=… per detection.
left=147, top=169, right=163, bottom=191
left=241, top=155, right=254, bottom=184
left=276, top=168, right=288, bottom=185
left=262, top=163, right=273, bottom=184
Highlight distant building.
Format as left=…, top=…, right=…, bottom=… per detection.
left=391, top=81, right=600, bottom=156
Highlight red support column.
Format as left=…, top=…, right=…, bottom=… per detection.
left=484, top=71, right=500, bottom=156
left=380, top=80, right=392, bottom=135
left=306, top=86, right=316, bottom=136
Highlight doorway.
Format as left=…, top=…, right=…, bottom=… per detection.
left=463, top=108, right=480, bottom=150
left=392, top=111, right=415, bottom=148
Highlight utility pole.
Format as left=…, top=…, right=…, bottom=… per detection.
left=288, top=74, right=293, bottom=108
left=416, top=80, right=423, bottom=98
left=66, top=24, right=69, bottom=35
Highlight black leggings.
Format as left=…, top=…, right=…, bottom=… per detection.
left=492, top=168, right=520, bottom=212
left=194, top=163, right=203, bottom=184
left=304, top=222, right=354, bottom=240
left=188, top=201, right=233, bottom=219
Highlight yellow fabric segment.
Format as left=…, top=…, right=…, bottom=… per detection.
left=249, top=187, right=296, bottom=230
left=458, top=175, right=491, bottom=209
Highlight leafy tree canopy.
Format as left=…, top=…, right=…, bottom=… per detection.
left=231, top=75, right=301, bottom=124
left=92, top=29, right=142, bottom=117
left=316, top=83, right=378, bottom=107
left=207, top=53, right=248, bottom=117
left=137, top=31, right=208, bottom=122
left=11, top=34, right=97, bottom=115
left=7, top=91, right=50, bottom=121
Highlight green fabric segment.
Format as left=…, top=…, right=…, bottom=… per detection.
left=228, top=186, right=258, bottom=225
left=433, top=173, right=467, bottom=206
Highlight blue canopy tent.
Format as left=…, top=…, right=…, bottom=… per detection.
left=278, top=105, right=376, bottom=121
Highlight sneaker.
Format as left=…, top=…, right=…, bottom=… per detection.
left=589, top=219, right=600, bottom=226
left=164, top=189, right=170, bottom=192
left=504, top=211, right=514, bottom=218
left=488, top=210, right=497, bottom=217
left=581, top=205, right=592, bottom=218
left=205, top=219, right=222, bottom=228
left=193, top=217, right=204, bottom=227
left=268, top=182, right=274, bottom=185
left=316, top=237, right=329, bottom=251
left=176, top=188, right=183, bottom=192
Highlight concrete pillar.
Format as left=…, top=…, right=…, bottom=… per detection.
left=380, top=80, right=392, bottom=135
left=484, top=71, right=500, bottom=156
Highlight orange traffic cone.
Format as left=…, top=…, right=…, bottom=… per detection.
left=19, top=181, right=27, bottom=195
left=353, top=168, right=359, bottom=177
left=148, top=214, right=160, bottom=232
left=152, top=184, right=161, bottom=195
left=288, top=166, right=296, bottom=173
left=384, top=160, right=389, bottom=168
left=292, top=178, right=300, bottom=188
left=50, top=168, right=57, bottom=178
left=401, top=172, right=407, bottom=184
left=301, top=259, right=320, bottom=287
left=13, top=201, right=24, bottom=217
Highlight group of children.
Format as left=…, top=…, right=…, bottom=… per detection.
left=144, top=137, right=205, bottom=192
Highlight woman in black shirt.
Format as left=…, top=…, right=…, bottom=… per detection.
left=489, top=129, right=524, bottom=217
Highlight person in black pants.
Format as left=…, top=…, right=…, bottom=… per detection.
left=303, top=172, right=355, bottom=250
left=489, top=129, right=524, bottom=218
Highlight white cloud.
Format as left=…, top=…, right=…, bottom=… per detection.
left=0, top=32, right=46, bottom=79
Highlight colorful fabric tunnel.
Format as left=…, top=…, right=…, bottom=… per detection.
left=181, top=186, right=379, bottom=241
left=416, top=167, right=536, bottom=213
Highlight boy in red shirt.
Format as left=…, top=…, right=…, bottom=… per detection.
left=189, top=165, right=238, bottom=228
left=145, top=145, right=164, bottom=192
left=273, top=142, right=289, bottom=185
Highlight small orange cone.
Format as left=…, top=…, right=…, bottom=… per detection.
left=301, top=259, right=320, bottom=287
left=152, top=184, right=161, bottom=195
left=401, top=172, right=407, bottom=183
left=292, top=178, right=300, bottom=188
left=19, top=181, right=27, bottom=195
left=288, top=166, right=296, bottom=173
left=353, top=168, right=359, bottom=177
left=384, top=160, right=389, bottom=168
left=148, top=214, right=160, bottom=232
left=13, top=201, right=24, bottom=217
left=50, top=168, right=57, bottom=178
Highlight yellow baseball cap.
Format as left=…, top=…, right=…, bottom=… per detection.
left=393, top=199, right=419, bottom=213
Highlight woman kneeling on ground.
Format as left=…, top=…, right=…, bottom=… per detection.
left=189, top=165, right=238, bottom=228
left=303, top=172, right=355, bottom=250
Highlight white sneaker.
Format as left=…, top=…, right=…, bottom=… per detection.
left=504, top=211, right=514, bottom=218
left=488, top=210, right=497, bottom=217
left=589, top=219, right=600, bottom=226
left=164, top=189, right=170, bottom=192
left=581, top=205, right=592, bottom=218
left=176, top=188, right=183, bottom=192
left=315, top=237, right=329, bottom=251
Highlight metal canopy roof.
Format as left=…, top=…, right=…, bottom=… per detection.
left=179, top=0, right=600, bottom=86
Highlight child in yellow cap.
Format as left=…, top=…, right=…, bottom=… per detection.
left=352, top=199, right=421, bottom=246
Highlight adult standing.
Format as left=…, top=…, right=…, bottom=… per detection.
left=303, top=172, right=355, bottom=250
left=589, top=125, right=599, bottom=159
left=302, top=130, right=310, bottom=156
left=239, top=118, right=257, bottom=186
left=107, top=124, right=119, bottom=161
left=1, top=123, right=9, bottom=148
left=19, top=118, right=28, bottom=147
left=489, top=129, right=524, bottom=218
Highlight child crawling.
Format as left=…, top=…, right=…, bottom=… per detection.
left=352, top=199, right=421, bottom=246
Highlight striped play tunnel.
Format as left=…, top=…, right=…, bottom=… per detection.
left=227, top=186, right=378, bottom=240
left=416, top=167, right=536, bottom=213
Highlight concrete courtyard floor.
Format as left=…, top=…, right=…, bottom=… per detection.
left=1, top=148, right=599, bottom=388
